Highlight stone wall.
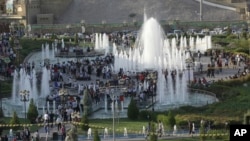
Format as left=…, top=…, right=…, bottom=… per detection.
left=28, top=0, right=41, bottom=24
left=37, top=14, right=53, bottom=24
left=40, top=0, right=73, bottom=22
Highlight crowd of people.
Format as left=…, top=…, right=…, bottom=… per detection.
left=1, top=29, right=250, bottom=140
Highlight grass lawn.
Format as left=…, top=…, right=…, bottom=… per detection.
left=0, top=117, right=40, bottom=135
left=159, top=137, right=228, bottom=141
left=77, top=118, right=148, bottom=135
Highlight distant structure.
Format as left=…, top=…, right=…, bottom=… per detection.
left=0, top=0, right=249, bottom=32
left=0, top=0, right=73, bottom=26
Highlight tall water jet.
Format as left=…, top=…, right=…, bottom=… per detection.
left=95, top=33, right=100, bottom=50
left=11, top=70, right=18, bottom=103
left=62, top=39, right=65, bottom=49
left=45, top=43, right=50, bottom=59
left=31, top=69, right=38, bottom=100
left=113, top=17, right=191, bottom=106
left=137, top=18, right=164, bottom=70
left=41, top=67, right=50, bottom=98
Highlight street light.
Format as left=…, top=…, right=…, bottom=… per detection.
left=19, top=90, right=30, bottom=120
left=80, top=20, right=86, bottom=34
left=71, top=111, right=80, bottom=122
left=66, top=24, right=71, bottom=36
left=111, top=91, right=115, bottom=141
left=102, top=20, right=106, bottom=32
left=58, top=88, right=68, bottom=107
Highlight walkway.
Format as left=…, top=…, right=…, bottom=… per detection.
left=194, top=0, right=236, bottom=11
left=33, top=56, right=240, bottom=140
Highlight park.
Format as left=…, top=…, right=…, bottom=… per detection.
left=1, top=0, right=250, bottom=141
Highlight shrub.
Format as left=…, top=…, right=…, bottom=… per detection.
left=167, top=111, right=176, bottom=128
left=27, top=99, right=39, bottom=123
left=207, top=129, right=228, bottom=140
left=149, top=121, right=158, bottom=141
left=0, top=120, right=6, bottom=135
left=156, top=114, right=168, bottom=127
left=200, top=120, right=206, bottom=141
left=0, top=108, right=4, bottom=118
left=83, top=89, right=92, bottom=116
left=127, top=97, right=139, bottom=120
left=150, top=134, right=158, bottom=141
left=10, top=111, right=20, bottom=130
left=93, top=129, right=100, bottom=141
left=80, top=115, right=89, bottom=131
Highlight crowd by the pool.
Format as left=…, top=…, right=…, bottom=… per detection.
left=1, top=30, right=250, bottom=131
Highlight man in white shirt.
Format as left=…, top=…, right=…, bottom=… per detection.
left=43, top=112, right=49, bottom=123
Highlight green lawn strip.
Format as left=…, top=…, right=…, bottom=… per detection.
left=0, top=80, right=12, bottom=97
left=77, top=118, right=148, bottom=135
left=158, top=137, right=228, bottom=141
left=0, top=117, right=39, bottom=135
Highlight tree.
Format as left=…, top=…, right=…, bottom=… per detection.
left=27, top=98, right=38, bottom=123
left=10, top=111, right=20, bottom=130
left=65, top=125, right=78, bottom=141
left=200, top=120, right=206, bottom=141
left=75, top=33, right=79, bottom=45
left=93, top=129, right=100, bottom=141
left=0, top=108, right=4, bottom=118
left=127, top=97, right=139, bottom=120
left=80, top=115, right=89, bottom=131
left=0, top=120, right=6, bottom=135
left=83, top=89, right=92, bottom=116
left=167, top=111, right=176, bottom=128
left=149, top=121, right=158, bottom=141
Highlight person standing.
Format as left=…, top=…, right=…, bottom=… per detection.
left=49, top=111, right=54, bottom=128
left=34, top=130, right=40, bottom=141
left=56, top=116, right=62, bottom=131
left=188, top=121, right=192, bottom=135
left=61, top=124, right=66, bottom=140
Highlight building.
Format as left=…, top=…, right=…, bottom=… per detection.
left=0, top=0, right=72, bottom=32
left=0, top=0, right=249, bottom=33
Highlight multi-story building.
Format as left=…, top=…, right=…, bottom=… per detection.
left=0, top=0, right=72, bottom=32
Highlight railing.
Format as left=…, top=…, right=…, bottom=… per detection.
left=188, top=88, right=218, bottom=99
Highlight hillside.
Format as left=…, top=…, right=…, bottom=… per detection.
left=57, top=0, right=241, bottom=24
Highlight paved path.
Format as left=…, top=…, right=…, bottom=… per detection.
left=33, top=54, right=244, bottom=140
left=194, top=0, right=236, bottom=11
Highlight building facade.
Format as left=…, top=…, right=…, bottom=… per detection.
left=0, top=0, right=72, bottom=31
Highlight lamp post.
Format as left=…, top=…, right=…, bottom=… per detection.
left=200, top=0, right=203, bottom=21
left=0, top=82, right=2, bottom=111
left=102, top=20, right=106, bottom=32
left=20, top=90, right=30, bottom=120
left=25, top=0, right=29, bottom=25
left=111, top=92, right=115, bottom=141
left=66, top=24, right=71, bottom=36
left=80, top=20, right=86, bottom=34
left=187, top=64, right=191, bottom=85
left=71, top=111, right=80, bottom=122
left=58, top=88, right=68, bottom=107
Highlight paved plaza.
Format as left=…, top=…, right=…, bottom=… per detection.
left=28, top=51, right=243, bottom=141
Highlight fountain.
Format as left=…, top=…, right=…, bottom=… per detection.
left=113, top=17, right=189, bottom=106
left=2, top=67, right=40, bottom=117
left=112, top=15, right=216, bottom=109
left=3, top=10, right=216, bottom=119
left=41, top=67, right=51, bottom=98
left=94, top=33, right=110, bottom=55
